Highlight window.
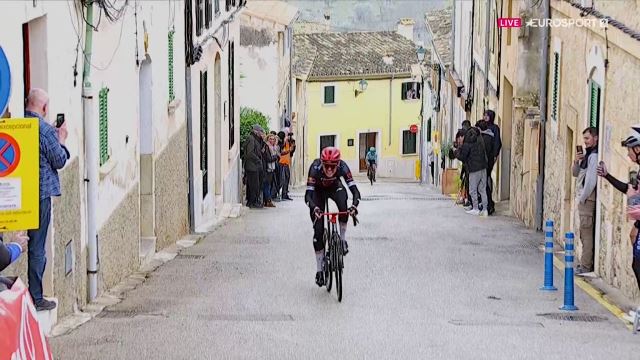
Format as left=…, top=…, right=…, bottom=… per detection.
left=98, top=87, right=110, bottom=166
left=196, top=0, right=205, bottom=36
left=551, top=52, right=560, bottom=121
left=402, top=130, right=417, bottom=155
left=228, top=41, right=235, bottom=149
left=427, top=118, right=432, bottom=142
left=205, top=0, right=212, bottom=28
left=320, top=135, right=336, bottom=153
left=200, top=71, right=209, bottom=198
left=401, top=82, right=421, bottom=100
left=589, top=80, right=601, bottom=128
left=323, top=85, right=335, bottom=104
left=168, top=30, right=175, bottom=102
left=226, top=0, right=231, bottom=12
left=214, top=0, right=220, bottom=15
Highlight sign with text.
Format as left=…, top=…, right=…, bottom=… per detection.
left=0, top=118, right=39, bottom=231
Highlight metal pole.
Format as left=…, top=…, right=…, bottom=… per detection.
left=535, top=0, right=551, bottom=231
left=419, top=71, right=425, bottom=184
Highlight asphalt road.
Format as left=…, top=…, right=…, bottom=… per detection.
left=51, top=180, right=640, bottom=359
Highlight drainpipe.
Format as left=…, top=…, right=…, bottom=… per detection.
left=82, top=1, right=99, bottom=302
left=535, top=0, right=551, bottom=231
left=185, top=0, right=195, bottom=232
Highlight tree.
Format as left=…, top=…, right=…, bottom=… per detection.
left=240, top=107, right=270, bottom=160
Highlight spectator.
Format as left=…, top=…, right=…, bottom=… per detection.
left=278, top=131, right=294, bottom=201
left=454, top=124, right=488, bottom=216
left=25, top=88, right=70, bottom=311
left=483, top=110, right=502, bottom=215
left=263, top=134, right=280, bottom=208
left=461, top=120, right=472, bottom=208
left=572, top=126, right=598, bottom=274
left=244, top=124, right=265, bottom=209
left=477, top=120, right=496, bottom=214
left=0, top=233, right=29, bottom=272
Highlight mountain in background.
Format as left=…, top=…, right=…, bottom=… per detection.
left=285, top=0, right=449, bottom=44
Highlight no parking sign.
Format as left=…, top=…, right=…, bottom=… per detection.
left=0, top=118, right=39, bottom=230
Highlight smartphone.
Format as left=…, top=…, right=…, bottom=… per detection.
left=576, top=145, right=584, bottom=154
left=56, top=113, right=65, bottom=128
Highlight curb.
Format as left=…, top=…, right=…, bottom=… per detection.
left=50, top=233, right=206, bottom=337
left=551, top=254, right=632, bottom=330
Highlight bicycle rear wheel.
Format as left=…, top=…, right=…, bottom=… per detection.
left=332, top=231, right=343, bottom=302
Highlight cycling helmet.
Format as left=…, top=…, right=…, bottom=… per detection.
left=321, top=147, right=341, bottom=164
left=622, top=126, right=640, bottom=148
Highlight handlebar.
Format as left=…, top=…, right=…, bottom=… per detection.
left=314, top=211, right=359, bottom=226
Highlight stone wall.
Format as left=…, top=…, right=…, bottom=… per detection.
left=52, top=158, right=85, bottom=318
left=155, top=125, right=190, bottom=251
left=98, top=185, right=140, bottom=292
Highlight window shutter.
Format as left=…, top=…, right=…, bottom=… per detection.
left=98, top=88, right=109, bottom=166
left=168, top=30, right=175, bottom=102
left=551, top=52, right=560, bottom=121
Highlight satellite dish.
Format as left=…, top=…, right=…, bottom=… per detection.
left=0, top=46, right=11, bottom=116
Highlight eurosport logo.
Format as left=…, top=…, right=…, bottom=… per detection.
left=497, top=18, right=609, bottom=28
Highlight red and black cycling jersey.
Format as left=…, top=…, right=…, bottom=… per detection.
left=305, top=159, right=360, bottom=209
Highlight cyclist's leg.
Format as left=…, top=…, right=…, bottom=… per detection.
left=310, top=190, right=327, bottom=285
left=329, top=186, right=350, bottom=254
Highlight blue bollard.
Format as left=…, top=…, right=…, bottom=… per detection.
left=560, top=232, right=579, bottom=311
left=540, top=220, right=558, bottom=291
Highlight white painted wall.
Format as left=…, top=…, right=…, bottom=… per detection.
left=453, top=0, right=473, bottom=127
left=189, top=9, right=242, bottom=231
left=238, top=44, right=279, bottom=129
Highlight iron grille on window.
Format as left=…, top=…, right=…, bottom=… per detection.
left=226, top=0, right=231, bottom=12
left=228, top=41, right=235, bottom=149
left=168, top=30, right=175, bottom=102
left=589, top=80, right=601, bottom=128
left=200, top=71, right=209, bottom=198
left=214, top=0, right=220, bottom=14
left=205, top=0, right=212, bottom=28
left=551, top=52, right=560, bottom=121
left=402, top=130, right=417, bottom=155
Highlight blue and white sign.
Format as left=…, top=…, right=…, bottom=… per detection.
left=0, top=46, right=11, bottom=116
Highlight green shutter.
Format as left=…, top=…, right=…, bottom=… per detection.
left=324, top=86, right=335, bottom=104
left=551, top=52, right=560, bottom=121
left=98, top=88, right=109, bottom=166
left=589, top=80, right=601, bottom=128
left=168, top=30, right=175, bottom=102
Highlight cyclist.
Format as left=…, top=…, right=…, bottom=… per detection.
left=597, top=126, right=640, bottom=318
left=306, top=147, right=361, bottom=287
left=365, top=147, right=377, bottom=182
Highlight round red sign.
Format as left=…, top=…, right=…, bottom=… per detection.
left=409, top=124, right=418, bottom=134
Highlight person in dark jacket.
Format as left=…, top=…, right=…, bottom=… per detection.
left=244, top=125, right=265, bottom=208
left=477, top=120, right=496, bottom=214
left=484, top=110, right=502, bottom=214
left=455, top=126, right=488, bottom=216
left=0, top=233, right=28, bottom=272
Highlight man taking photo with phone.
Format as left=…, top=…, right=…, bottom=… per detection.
left=572, top=127, right=599, bottom=274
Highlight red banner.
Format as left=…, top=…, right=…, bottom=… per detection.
left=0, top=278, right=53, bottom=360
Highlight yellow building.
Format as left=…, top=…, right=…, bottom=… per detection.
left=293, top=32, right=423, bottom=179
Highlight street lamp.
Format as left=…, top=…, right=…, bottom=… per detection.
left=355, top=79, right=368, bottom=97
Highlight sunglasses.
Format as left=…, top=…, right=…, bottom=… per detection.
left=323, top=163, right=338, bottom=171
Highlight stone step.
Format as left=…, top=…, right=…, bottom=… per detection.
left=139, top=236, right=157, bottom=264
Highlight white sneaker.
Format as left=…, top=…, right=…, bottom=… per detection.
left=466, top=209, right=480, bottom=215
left=479, top=210, right=488, bottom=217
left=463, top=205, right=473, bottom=211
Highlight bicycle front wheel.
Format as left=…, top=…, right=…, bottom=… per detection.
left=324, top=230, right=332, bottom=292
left=332, top=232, right=343, bottom=302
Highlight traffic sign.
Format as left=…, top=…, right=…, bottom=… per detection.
left=0, top=46, right=11, bottom=116
left=410, top=124, right=418, bottom=134
left=0, top=118, right=39, bottom=230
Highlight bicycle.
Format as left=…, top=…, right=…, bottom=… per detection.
left=316, top=201, right=358, bottom=302
left=367, top=163, right=376, bottom=185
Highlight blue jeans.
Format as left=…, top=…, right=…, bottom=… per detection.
left=27, top=197, right=51, bottom=303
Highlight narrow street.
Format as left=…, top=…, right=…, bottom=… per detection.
left=51, top=180, right=639, bottom=359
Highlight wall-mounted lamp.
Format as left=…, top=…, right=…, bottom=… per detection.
left=416, top=46, right=427, bottom=63
left=355, top=79, right=368, bottom=97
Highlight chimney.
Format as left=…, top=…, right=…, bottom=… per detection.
left=397, top=18, right=415, bottom=42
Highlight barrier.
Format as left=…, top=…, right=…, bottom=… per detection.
left=560, top=232, right=578, bottom=311
left=540, top=220, right=558, bottom=291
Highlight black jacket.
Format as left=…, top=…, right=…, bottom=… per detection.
left=455, top=127, right=488, bottom=173
left=244, top=132, right=264, bottom=172
left=480, top=129, right=495, bottom=170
